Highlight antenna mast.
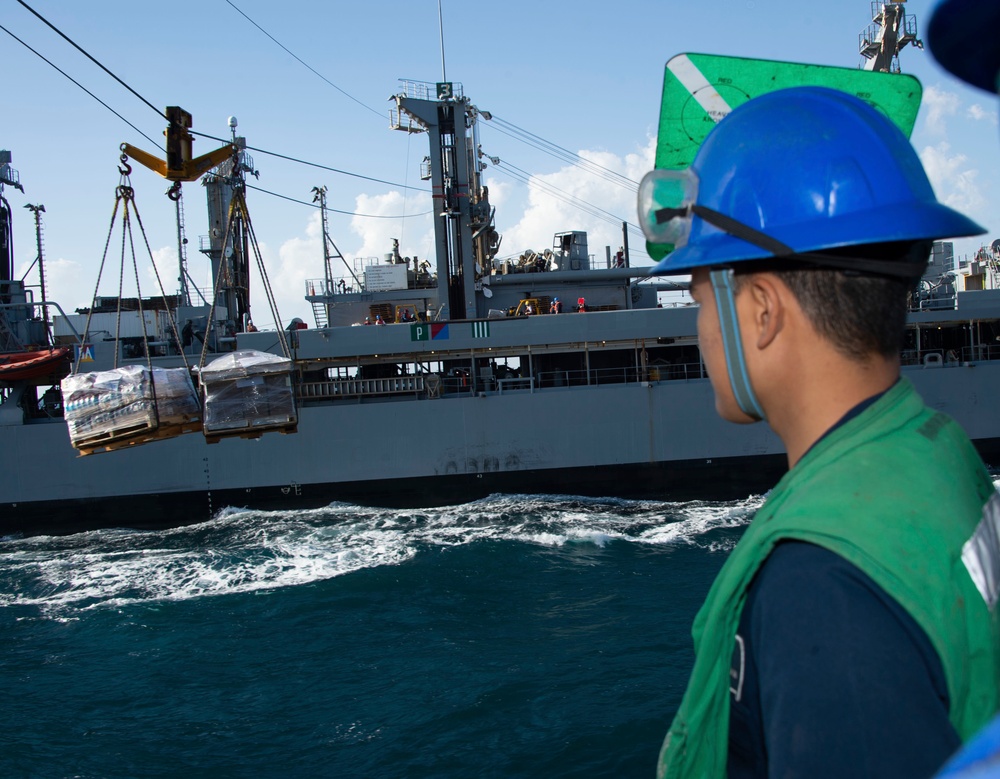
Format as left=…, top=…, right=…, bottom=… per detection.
left=174, top=191, right=191, bottom=306
left=24, top=203, right=51, bottom=344
left=312, top=186, right=335, bottom=291
left=438, top=0, right=447, bottom=82
left=859, top=1, right=923, bottom=73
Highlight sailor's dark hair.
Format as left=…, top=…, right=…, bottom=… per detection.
left=732, top=241, right=930, bottom=360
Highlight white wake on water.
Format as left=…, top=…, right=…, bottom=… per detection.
left=0, top=493, right=763, bottom=613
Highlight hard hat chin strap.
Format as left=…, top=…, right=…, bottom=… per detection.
left=709, top=269, right=766, bottom=421
left=694, top=205, right=928, bottom=278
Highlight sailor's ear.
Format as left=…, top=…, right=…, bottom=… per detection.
left=741, top=272, right=785, bottom=350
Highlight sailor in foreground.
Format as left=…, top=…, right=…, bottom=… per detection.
left=640, top=86, right=1000, bottom=778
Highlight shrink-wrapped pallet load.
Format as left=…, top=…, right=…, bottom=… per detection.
left=198, top=350, right=297, bottom=442
left=61, top=365, right=201, bottom=453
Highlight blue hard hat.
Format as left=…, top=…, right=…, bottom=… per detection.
left=928, top=0, right=1000, bottom=94
left=650, top=86, right=985, bottom=276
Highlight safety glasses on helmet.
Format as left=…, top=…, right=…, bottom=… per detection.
left=637, top=168, right=699, bottom=247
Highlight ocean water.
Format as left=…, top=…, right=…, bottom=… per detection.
left=0, top=494, right=763, bottom=778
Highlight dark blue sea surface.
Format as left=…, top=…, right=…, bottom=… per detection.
left=0, top=493, right=762, bottom=778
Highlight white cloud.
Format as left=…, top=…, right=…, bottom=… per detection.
left=481, top=178, right=512, bottom=212
left=271, top=218, right=319, bottom=326
left=225, top=194, right=438, bottom=330
left=919, top=141, right=985, bottom=214
left=20, top=256, right=88, bottom=316
left=350, top=190, right=433, bottom=264
left=922, top=85, right=961, bottom=135
left=968, top=104, right=999, bottom=126
left=34, top=240, right=180, bottom=309
left=148, top=245, right=178, bottom=295
left=491, top=136, right=655, bottom=266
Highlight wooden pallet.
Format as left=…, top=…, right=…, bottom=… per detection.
left=204, top=420, right=298, bottom=445
left=75, top=418, right=203, bottom=456
left=72, top=417, right=157, bottom=451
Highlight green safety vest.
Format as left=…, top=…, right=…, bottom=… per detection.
left=658, top=378, right=1000, bottom=778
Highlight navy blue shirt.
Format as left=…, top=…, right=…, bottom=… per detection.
left=727, top=542, right=959, bottom=778
left=727, top=389, right=961, bottom=777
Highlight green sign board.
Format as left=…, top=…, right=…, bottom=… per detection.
left=648, top=54, right=924, bottom=260
left=654, top=53, right=922, bottom=172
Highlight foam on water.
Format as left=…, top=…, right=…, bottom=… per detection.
left=0, top=492, right=763, bottom=614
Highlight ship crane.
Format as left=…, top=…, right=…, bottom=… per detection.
left=859, top=1, right=923, bottom=73
left=121, top=108, right=235, bottom=312
left=119, top=109, right=281, bottom=345
left=121, top=107, right=235, bottom=199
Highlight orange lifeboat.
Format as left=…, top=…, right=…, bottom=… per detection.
left=0, top=346, right=72, bottom=385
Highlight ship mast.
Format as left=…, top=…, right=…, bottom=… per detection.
left=390, top=82, right=498, bottom=320
left=309, top=185, right=353, bottom=328
left=23, top=203, right=51, bottom=345
left=437, top=0, right=448, bottom=84
left=313, top=186, right=335, bottom=290
left=859, top=1, right=923, bottom=73
left=174, top=190, right=191, bottom=306
left=200, top=116, right=258, bottom=331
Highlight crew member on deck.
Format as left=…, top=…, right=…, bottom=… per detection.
left=641, top=86, right=1000, bottom=779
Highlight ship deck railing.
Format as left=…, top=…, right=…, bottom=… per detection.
left=915, top=295, right=959, bottom=312
left=304, top=273, right=438, bottom=298
left=534, top=363, right=705, bottom=389
left=298, top=375, right=425, bottom=400
left=901, top=344, right=1000, bottom=366
left=294, top=360, right=708, bottom=404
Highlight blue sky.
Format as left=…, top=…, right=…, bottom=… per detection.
left=3, top=0, right=997, bottom=328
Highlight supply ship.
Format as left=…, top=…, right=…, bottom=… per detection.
left=2, top=47, right=999, bottom=535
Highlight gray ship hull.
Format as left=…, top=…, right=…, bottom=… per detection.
left=4, top=357, right=999, bottom=536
